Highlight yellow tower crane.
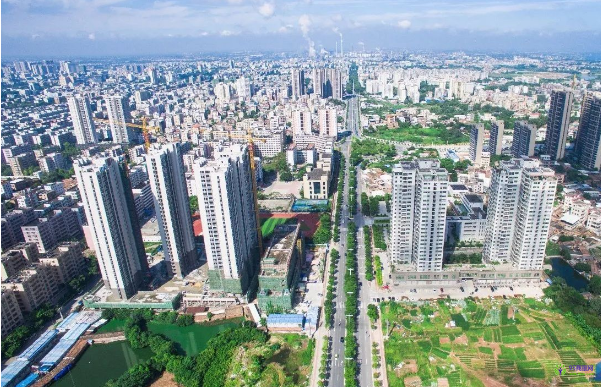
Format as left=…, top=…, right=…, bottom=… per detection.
left=93, top=117, right=161, bottom=152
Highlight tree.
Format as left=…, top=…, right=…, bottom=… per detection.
left=367, top=304, right=379, bottom=322
left=189, top=195, right=199, bottom=213
left=574, top=262, right=591, bottom=273
left=588, top=275, right=601, bottom=296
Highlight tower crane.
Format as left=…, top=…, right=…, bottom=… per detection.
left=93, top=117, right=161, bottom=152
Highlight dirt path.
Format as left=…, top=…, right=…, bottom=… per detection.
left=149, top=372, right=178, bottom=387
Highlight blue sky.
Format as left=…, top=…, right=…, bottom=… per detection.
left=2, top=0, right=601, bottom=57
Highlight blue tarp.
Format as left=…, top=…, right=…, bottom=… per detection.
left=18, top=330, right=58, bottom=361
left=15, top=373, right=38, bottom=387
left=1, top=359, right=30, bottom=387
left=38, top=323, right=89, bottom=370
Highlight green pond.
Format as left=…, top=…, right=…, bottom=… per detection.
left=53, top=319, right=241, bottom=387
left=52, top=341, right=153, bottom=387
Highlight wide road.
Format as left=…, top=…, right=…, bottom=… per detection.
left=330, top=95, right=373, bottom=387
left=355, top=165, right=373, bottom=387
left=329, top=138, right=351, bottom=387
left=347, top=95, right=360, bottom=137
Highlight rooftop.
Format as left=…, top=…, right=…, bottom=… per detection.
left=260, top=224, right=300, bottom=277
left=306, top=168, right=328, bottom=180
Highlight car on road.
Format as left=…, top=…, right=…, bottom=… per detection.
left=340, top=337, right=345, bottom=343
left=460, top=287, right=465, bottom=292
left=509, top=286, right=514, bottom=291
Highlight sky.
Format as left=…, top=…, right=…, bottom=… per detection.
left=2, top=0, right=601, bottom=58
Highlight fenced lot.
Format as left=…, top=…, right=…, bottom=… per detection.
left=381, top=297, right=600, bottom=387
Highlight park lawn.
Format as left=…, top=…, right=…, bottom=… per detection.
left=381, top=297, right=601, bottom=387
left=368, top=124, right=469, bottom=145
left=260, top=217, right=289, bottom=239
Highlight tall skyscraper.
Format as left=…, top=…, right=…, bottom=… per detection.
left=318, top=108, right=337, bottom=137
left=483, top=158, right=556, bottom=270
left=469, top=124, right=484, bottom=166
left=236, top=77, right=251, bottom=99
left=390, top=160, right=448, bottom=271
left=105, top=95, right=132, bottom=144
left=574, top=93, right=601, bottom=170
left=193, top=145, right=259, bottom=295
left=74, top=157, right=148, bottom=299
left=291, top=69, right=305, bottom=100
left=482, top=160, right=522, bottom=264
left=511, top=121, right=536, bottom=158
left=545, top=90, right=573, bottom=161
left=312, top=68, right=324, bottom=97
left=67, top=96, right=97, bottom=145
left=292, top=110, right=312, bottom=136
left=147, top=143, right=197, bottom=279
left=325, top=68, right=343, bottom=100
left=489, top=121, right=504, bottom=156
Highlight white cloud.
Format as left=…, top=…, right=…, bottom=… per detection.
left=258, top=2, right=275, bottom=17
left=220, top=30, right=238, bottom=36
left=397, top=19, right=411, bottom=29
left=299, top=14, right=312, bottom=35
left=88, top=33, right=96, bottom=40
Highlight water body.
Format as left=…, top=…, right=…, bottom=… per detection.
left=53, top=341, right=153, bottom=387
left=53, top=319, right=241, bottom=387
left=549, top=258, right=589, bottom=291
left=147, top=319, right=241, bottom=356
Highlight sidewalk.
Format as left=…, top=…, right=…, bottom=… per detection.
left=372, top=316, right=389, bottom=387
left=309, top=189, right=340, bottom=387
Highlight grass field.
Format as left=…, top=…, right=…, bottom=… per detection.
left=381, top=298, right=601, bottom=387
left=228, top=333, right=314, bottom=387
left=367, top=125, right=469, bottom=145
left=260, top=217, right=289, bottom=238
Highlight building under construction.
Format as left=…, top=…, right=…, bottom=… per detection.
left=257, top=224, right=303, bottom=311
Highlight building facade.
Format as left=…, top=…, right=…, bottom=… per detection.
left=489, top=121, right=504, bottom=156
left=575, top=93, right=601, bottom=170
left=147, top=143, right=198, bottom=278
left=390, top=160, right=448, bottom=271
left=67, top=96, right=98, bottom=145
left=318, top=108, right=337, bottom=137
left=193, top=145, right=259, bottom=295
left=75, top=157, right=148, bottom=299
left=544, top=90, right=573, bottom=161
left=483, top=158, right=556, bottom=270
left=105, top=95, right=132, bottom=144
left=469, top=124, right=484, bottom=166
left=511, top=121, right=536, bottom=158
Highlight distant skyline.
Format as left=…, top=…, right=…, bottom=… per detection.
left=2, top=0, right=601, bottom=58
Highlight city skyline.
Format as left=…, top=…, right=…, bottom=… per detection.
left=3, top=0, right=601, bottom=58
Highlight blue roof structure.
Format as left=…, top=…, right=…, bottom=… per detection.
left=267, top=314, right=304, bottom=327
left=15, top=374, right=38, bottom=387
left=18, top=330, right=58, bottom=361
left=56, top=312, right=79, bottom=332
left=1, top=359, right=30, bottom=387
left=39, top=323, right=89, bottom=370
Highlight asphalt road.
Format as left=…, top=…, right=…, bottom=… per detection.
left=329, top=96, right=373, bottom=387
left=355, top=166, right=373, bottom=387
left=329, top=138, right=351, bottom=387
